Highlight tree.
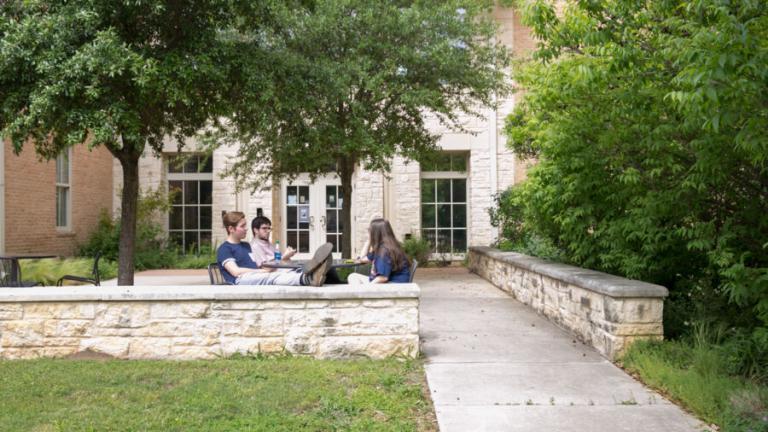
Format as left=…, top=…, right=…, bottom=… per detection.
left=504, top=0, right=768, bottom=340
left=222, top=0, right=509, bottom=258
left=0, top=0, right=253, bottom=284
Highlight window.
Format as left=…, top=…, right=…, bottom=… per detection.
left=167, top=154, right=213, bottom=253
left=421, top=152, right=468, bottom=255
left=325, top=185, right=344, bottom=253
left=55, top=149, right=71, bottom=229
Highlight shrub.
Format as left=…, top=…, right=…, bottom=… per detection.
left=78, top=187, right=178, bottom=271
left=402, top=236, right=431, bottom=265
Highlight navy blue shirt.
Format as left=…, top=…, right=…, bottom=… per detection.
left=368, top=250, right=410, bottom=283
left=217, top=241, right=258, bottom=285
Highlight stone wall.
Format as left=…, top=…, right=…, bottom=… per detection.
left=0, top=284, right=419, bottom=360
left=468, top=247, right=667, bottom=360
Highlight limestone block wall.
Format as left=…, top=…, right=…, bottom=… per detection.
left=352, top=168, right=385, bottom=254
left=0, top=285, right=419, bottom=360
left=468, top=247, right=667, bottom=360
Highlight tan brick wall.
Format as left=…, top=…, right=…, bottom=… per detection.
left=4, top=141, right=113, bottom=256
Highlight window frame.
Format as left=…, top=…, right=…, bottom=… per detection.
left=166, top=154, right=214, bottom=254
left=55, top=148, right=72, bottom=231
left=420, top=152, right=469, bottom=259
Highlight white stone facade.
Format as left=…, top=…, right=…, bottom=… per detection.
left=114, top=8, right=533, bottom=256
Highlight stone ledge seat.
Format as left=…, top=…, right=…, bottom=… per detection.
left=0, top=284, right=420, bottom=361
left=469, top=246, right=668, bottom=360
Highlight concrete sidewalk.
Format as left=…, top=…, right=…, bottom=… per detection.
left=417, top=267, right=708, bottom=432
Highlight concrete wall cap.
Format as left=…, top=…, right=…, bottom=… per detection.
left=0, top=284, right=420, bottom=303
left=471, top=246, right=668, bottom=298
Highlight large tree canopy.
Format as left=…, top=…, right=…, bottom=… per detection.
left=0, top=0, right=259, bottom=284
left=504, top=0, right=768, bottom=340
left=222, top=0, right=510, bottom=257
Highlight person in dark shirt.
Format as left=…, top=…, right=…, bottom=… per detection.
left=348, top=218, right=411, bottom=284
left=216, top=211, right=331, bottom=286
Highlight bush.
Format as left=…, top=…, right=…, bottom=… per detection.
left=402, top=236, right=431, bottom=265
left=78, top=187, right=178, bottom=271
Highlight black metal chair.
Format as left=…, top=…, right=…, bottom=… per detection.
left=208, top=262, right=227, bottom=285
left=57, top=252, right=101, bottom=286
left=408, top=259, right=418, bottom=283
left=0, top=257, right=38, bottom=287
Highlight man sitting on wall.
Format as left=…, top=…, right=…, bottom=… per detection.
left=217, top=211, right=332, bottom=286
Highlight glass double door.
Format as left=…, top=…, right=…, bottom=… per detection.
left=283, top=176, right=344, bottom=259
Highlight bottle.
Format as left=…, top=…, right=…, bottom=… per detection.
left=274, top=240, right=282, bottom=262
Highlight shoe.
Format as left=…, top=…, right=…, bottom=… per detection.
left=305, top=243, right=333, bottom=274
left=305, top=243, right=333, bottom=287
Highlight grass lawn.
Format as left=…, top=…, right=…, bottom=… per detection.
left=0, top=356, right=436, bottom=431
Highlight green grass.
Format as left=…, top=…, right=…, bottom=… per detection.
left=0, top=356, right=436, bottom=431
left=622, top=339, right=768, bottom=432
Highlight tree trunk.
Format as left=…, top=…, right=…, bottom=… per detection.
left=116, top=149, right=141, bottom=286
left=339, top=156, right=355, bottom=259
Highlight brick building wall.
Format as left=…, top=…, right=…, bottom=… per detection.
left=4, top=141, right=113, bottom=256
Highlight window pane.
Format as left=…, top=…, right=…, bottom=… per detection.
left=169, top=181, right=183, bottom=204
left=286, top=231, right=297, bottom=250
left=299, top=186, right=309, bottom=204
left=168, top=157, right=183, bottom=173
left=430, top=153, right=451, bottom=171
left=199, top=231, right=212, bottom=248
left=184, top=181, right=198, bottom=204
left=421, top=205, right=436, bottom=228
left=184, top=231, right=198, bottom=252
left=452, top=154, right=467, bottom=172
left=453, top=204, right=466, bottom=228
left=298, top=231, right=309, bottom=253
left=420, top=180, right=435, bottom=203
left=452, top=179, right=466, bottom=203
left=169, top=232, right=183, bottom=247
left=287, top=186, right=297, bottom=205
left=200, top=181, right=212, bottom=205
left=436, top=179, right=451, bottom=202
left=56, top=152, right=69, bottom=184
left=326, top=209, right=337, bottom=232
left=287, top=207, right=297, bottom=229
left=423, top=230, right=436, bottom=250
left=200, top=156, right=213, bottom=173
left=453, top=229, right=467, bottom=252
left=199, top=206, right=212, bottom=229
left=437, top=204, right=451, bottom=228
left=298, top=205, right=310, bottom=229
left=326, top=186, right=337, bottom=208
left=184, top=206, right=199, bottom=229
left=184, top=156, right=198, bottom=173
left=437, top=230, right=452, bottom=253
left=56, top=187, right=68, bottom=227
left=338, top=186, right=343, bottom=208
left=169, top=206, right=183, bottom=229
left=327, top=235, right=339, bottom=253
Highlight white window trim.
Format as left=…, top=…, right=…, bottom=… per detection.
left=55, top=148, right=72, bottom=231
left=419, top=175, right=469, bottom=260
left=166, top=155, right=214, bottom=252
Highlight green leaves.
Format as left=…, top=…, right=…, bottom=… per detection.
left=502, top=0, right=768, bottom=337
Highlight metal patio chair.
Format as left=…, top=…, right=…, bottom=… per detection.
left=57, top=252, right=101, bottom=286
